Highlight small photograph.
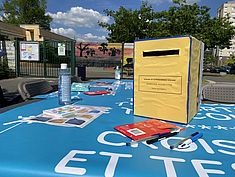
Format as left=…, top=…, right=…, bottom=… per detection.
left=48, top=119, right=66, bottom=124
left=65, top=118, right=86, bottom=126
left=78, top=109, right=88, bottom=113
left=30, top=116, right=52, bottom=122
left=81, top=115, right=93, bottom=119
left=89, top=110, right=100, bottom=113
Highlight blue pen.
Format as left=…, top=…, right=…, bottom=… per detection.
left=177, top=132, right=203, bottom=149
left=170, top=132, right=199, bottom=149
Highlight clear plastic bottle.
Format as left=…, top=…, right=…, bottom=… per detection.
left=115, top=66, right=121, bottom=80
left=58, top=63, right=71, bottom=105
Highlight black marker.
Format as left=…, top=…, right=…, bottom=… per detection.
left=146, top=131, right=179, bottom=144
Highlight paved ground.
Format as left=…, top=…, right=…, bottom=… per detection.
left=204, top=75, right=235, bottom=83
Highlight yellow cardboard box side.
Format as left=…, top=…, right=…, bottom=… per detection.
left=188, top=37, right=202, bottom=121
left=134, top=37, right=191, bottom=123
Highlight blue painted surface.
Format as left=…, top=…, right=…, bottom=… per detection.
left=0, top=79, right=234, bottom=177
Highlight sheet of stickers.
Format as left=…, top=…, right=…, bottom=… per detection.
left=20, top=105, right=111, bottom=128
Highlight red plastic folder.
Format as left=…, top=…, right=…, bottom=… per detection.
left=115, top=119, right=183, bottom=141
left=83, top=90, right=111, bottom=96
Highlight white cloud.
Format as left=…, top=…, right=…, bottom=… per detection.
left=51, top=28, right=77, bottom=39
left=147, top=0, right=171, bottom=4
left=47, top=6, right=109, bottom=28
left=83, top=33, right=106, bottom=41
left=51, top=28, right=107, bottom=42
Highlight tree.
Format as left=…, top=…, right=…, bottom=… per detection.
left=204, top=53, right=216, bottom=67
left=109, top=47, right=121, bottom=56
left=98, top=43, right=108, bottom=54
left=77, top=42, right=89, bottom=57
left=99, top=2, right=156, bottom=43
left=86, top=48, right=95, bottom=57
left=225, top=55, right=235, bottom=66
left=99, top=1, right=235, bottom=51
left=160, top=2, right=235, bottom=50
left=0, top=0, right=52, bottom=30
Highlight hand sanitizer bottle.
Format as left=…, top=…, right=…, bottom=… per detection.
left=58, top=63, right=71, bottom=105
left=115, top=66, right=121, bottom=80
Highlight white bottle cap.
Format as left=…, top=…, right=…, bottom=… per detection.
left=61, top=63, right=67, bottom=69
left=116, top=66, right=119, bottom=70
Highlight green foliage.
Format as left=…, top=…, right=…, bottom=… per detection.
left=225, top=55, right=235, bottom=66
left=99, top=1, right=235, bottom=50
left=0, top=0, right=52, bottom=30
left=99, top=2, right=156, bottom=42
left=204, top=53, right=216, bottom=66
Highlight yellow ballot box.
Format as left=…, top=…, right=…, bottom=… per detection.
left=134, top=36, right=204, bottom=124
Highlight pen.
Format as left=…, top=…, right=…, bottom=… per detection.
left=170, top=132, right=199, bottom=149
left=146, top=131, right=179, bottom=144
left=126, top=128, right=181, bottom=146
left=178, top=132, right=203, bottom=149
left=126, top=134, right=164, bottom=146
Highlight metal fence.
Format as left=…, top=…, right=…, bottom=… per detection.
left=1, top=40, right=134, bottom=80
left=17, top=40, right=75, bottom=78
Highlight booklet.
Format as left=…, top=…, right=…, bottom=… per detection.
left=115, top=119, right=184, bottom=141
left=71, top=83, right=90, bottom=92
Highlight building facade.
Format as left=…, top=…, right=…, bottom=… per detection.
left=217, top=1, right=235, bottom=60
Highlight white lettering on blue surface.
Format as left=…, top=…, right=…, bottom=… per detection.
left=121, top=107, right=132, bottom=114
left=212, top=140, right=235, bottom=156
left=55, top=150, right=96, bottom=175
left=194, top=113, right=235, bottom=121
left=97, top=131, right=126, bottom=146
left=206, top=113, right=232, bottom=121
left=200, top=107, right=233, bottom=113
left=194, top=113, right=206, bottom=120
left=232, top=163, right=235, bottom=170
left=230, top=114, right=235, bottom=119
left=213, top=125, right=228, bottom=130
left=191, top=160, right=225, bottom=177
left=198, top=139, right=215, bottom=154
left=149, top=156, right=185, bottom=177
left=116, top=102, right=128, bottom=106
left=54, top=130, right=235, bottom=176
left=215, top=107, right=233, bottom=113
left=201, top=107, right=220, bottom=112
left=99, top=152, right=132, bottom=177
left=198, top=125, right=211, bottom=130
left=97, top=131, right=158, bottom=149
left=185, top=124, right=196, bottom=128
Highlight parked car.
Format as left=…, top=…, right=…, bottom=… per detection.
left=220, top=66, right=231, bottom=74
left=210, top=67, right=221, bottom=73
left=230, top=65, right=235, bottom=74
left=203, top=66, right=212, bottom=72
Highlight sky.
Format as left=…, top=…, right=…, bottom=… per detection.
left=0, top=0, right=232, bottom=42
